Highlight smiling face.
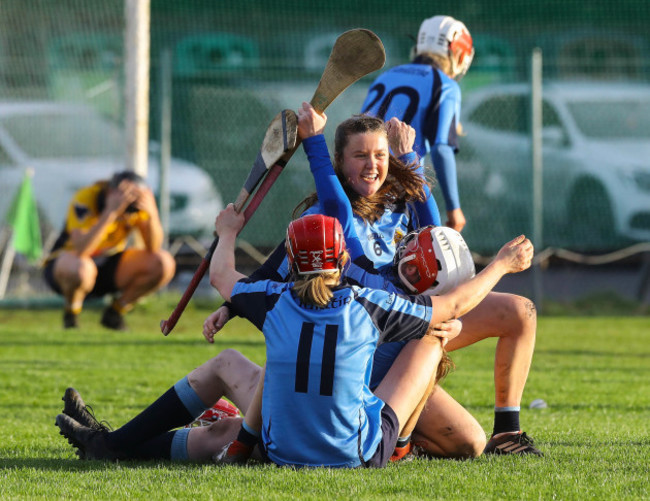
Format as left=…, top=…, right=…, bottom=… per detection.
left=338, top=131, right=389, bottom=198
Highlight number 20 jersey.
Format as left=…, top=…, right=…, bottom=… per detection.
left=230, top=278, right=432, bottom=468
left=361, top=63, right=462, bottom=159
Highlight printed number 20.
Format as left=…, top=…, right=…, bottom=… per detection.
left=295, top=322, right=338, bottom=396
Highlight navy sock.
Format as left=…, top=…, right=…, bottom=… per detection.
left=492, top=408, right=520, bottom=436
left=121, top=431, right=176, bottom=460
left=395, top=435, right=411, bottom=448
left=106, top=387, right=194, bottom=451
left=237, top=421, right=260, bottom=448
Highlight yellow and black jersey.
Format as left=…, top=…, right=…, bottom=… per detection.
left=46, top=181, right=149, bottom=262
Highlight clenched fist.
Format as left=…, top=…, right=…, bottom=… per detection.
left=494, top=235, right=534, bottom=274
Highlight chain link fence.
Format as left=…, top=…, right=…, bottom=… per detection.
left=1, top=0, right=650, bottom=300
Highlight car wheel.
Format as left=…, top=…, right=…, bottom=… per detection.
left=568, top=179, right=616, bottom=251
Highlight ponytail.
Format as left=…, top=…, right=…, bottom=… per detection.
left=291, top=251, right=349, bottom=308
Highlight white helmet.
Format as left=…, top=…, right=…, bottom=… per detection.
left=394, top=225, right=476, bottom=296
left=416, top=15, right=475, bottom=80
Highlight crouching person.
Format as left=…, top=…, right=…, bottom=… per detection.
left=43, top=171, right=175, bottom=330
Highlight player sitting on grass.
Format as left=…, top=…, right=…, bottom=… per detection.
left=43, top=171, right=175, bottom=330
left=164, top=108, right=540, bottom=460
left=55, top=207, right=533, bottom=467
left=209, top=206, right=533, bottom=467
left=51, top=220, right=476, bottom=464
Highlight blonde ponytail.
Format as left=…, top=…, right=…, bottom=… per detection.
left=292, top=252, right=348, bottom=308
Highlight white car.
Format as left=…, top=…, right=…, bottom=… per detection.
left=458, top=81, right=650, bottom=250
left=0, top=101, right=223, bottom=239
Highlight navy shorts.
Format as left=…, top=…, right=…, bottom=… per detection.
left=364, top=403, right=400, bottom=468
left=43, top=252, right=124, bottom=298
left=370, top=341, right=408, bottom=390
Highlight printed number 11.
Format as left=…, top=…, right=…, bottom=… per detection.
left=295, top=322, right=338, bottom=396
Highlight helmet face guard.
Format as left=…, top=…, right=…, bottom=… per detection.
left=286, top=214, right=345, bottom=275
left=394, top=228, right=439, bottom=293
left=449, top=28, right=474, bottom=80
left=394, top=225, right=475, bottom=295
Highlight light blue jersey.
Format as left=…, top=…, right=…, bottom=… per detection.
left=230, top=278, right=432, bottom=468
left=304, top=201, right=412, bottom=275
left=362, top=61, right=462, bottom=212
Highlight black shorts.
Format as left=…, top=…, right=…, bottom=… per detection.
left=364, top=403, right=400, bottom=468
left=43, top=252, right=124, bottom=298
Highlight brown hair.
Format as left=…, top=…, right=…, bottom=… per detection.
left=436, top=350, right=455, bottom=383
left=294, top=114, right=428, bottom=224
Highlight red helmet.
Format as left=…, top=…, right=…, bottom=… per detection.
left=286, top=214, right=345, bottom=275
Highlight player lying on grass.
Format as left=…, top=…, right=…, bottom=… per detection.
left=198, top=208, right=530, bottom=467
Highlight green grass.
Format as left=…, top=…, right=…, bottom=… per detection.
left=1, top=295, right=649, bottom=500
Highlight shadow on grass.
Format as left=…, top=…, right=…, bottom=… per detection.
left=0, top=457, right=193, bottom=471
left=535, top=348, right=650, bottom=359
left=0, top=338, right=265, bottom=348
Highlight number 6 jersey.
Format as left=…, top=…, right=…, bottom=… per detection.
left=229, top=278, right=433, bottom=468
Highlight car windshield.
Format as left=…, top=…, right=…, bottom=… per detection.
left=567, top=100, right=650, bottom=139
left=0, top=111, right=124, bottom=158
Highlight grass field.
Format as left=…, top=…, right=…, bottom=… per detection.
left=1, top=295, right=649, bottom=500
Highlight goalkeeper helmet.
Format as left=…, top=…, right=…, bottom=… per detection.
left=394, top=225, right=475, bottom=295
left=416, top=15, right=474, bottom=80
left=286, top=214, right=345, bottom=275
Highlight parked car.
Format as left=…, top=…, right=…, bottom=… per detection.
left=0, top=101, right=223, bottom=239
left=458, top=81, right=650, bottom=250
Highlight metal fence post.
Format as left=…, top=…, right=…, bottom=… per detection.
left=158, top=48, right=172, bottom=249
left=531, top=48, right=544, bottom=310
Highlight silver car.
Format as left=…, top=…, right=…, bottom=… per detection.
left=458, top=81, right=650, bottom=250
left=0, top=101, right=223, bottom=239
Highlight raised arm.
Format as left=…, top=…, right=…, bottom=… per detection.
left=297, top=102, right=366, bottom=261
left=428, top=235, right=533, bottom=325
left=386, top=117, right=442, bottom=227
left=209, top=204, right=247, bottom=302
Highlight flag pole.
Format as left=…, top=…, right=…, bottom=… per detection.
left=0, top=167, right=42, bottom=299
left=0, top=235, right=16, bottom=299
